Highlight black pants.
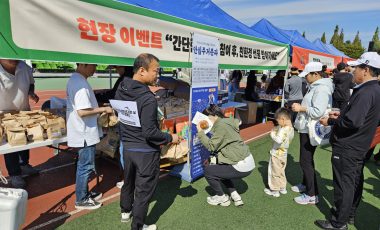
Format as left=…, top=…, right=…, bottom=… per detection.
left=332, top=100, right=348, bottom=112
left=299, top=133, right=318, bottom=196
left=120, top=149, right=160, bottom=230
left=287, top=100, right=302, bottom=124
left=3, top=150, right=29, bottom=176
left=331, top=147, right=365, bottom=227
left=204, top=164, right=251, bottom=196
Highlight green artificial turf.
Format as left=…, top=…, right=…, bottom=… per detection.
left=58, top=136, right=380, bottom=230
left=34, top=77, right=116, bottom=91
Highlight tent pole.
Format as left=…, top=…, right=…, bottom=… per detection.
left=109, top=67, right=112, bottom=89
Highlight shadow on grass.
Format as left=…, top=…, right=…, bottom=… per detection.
left=147, top=176, right=197, bottom=225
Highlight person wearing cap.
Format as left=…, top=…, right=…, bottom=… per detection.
left=284, top=67, right=305, bottom=123
left=332, top=62, right=355, bottom=111
left=291, top=62, right=334, bottom=205
left=316, top=52, right=380, bottom=230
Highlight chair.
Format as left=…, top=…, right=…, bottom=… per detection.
left=236, top=99, right=258, bottom=125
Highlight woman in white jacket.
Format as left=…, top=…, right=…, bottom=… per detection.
left=291, top=62, right=334, bottom=205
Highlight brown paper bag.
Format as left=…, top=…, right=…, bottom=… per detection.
left=108, top=112, right=118, bottom=127
left=2, top=117, right=17, bottom=126
left=39, top=111, right=52, bottom=116
left=3, top=120, right=22, bottom=132
left=26, top=123, right=45, bottom=141
left=96, top=128, right=120, bottom=158
left=19, top=110, right=40, bottom=116
left=31, top=115, right=47, bottom=124
left=98, top=112, right=118, bottom=128
left=161, top=140, right=189, bottom=159
left=7, top=127, right=27, bottom=146
left=45, top=123, right=62, bottom=139
left=46, top=115, right=66, bottom=135
left=98, top=112, right=109, bottom=127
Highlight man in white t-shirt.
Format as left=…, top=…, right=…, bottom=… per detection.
left=66, top=63, right=113, bottom=210
left=0, top=59, right=40, bottom=188
left=219, top=69, right=227, bottom=90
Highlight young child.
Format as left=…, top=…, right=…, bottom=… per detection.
left=264, top=108, right=294, bottom=197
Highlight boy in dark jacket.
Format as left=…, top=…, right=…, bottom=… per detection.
left=332, top=62, right=355, bottom=111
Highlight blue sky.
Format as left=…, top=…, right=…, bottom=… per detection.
left=212, top=0, right=380, bottom=50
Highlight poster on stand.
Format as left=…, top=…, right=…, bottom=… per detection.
left=190, top=33, right=219, bottom=180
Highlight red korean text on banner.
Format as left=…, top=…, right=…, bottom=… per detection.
left=77, top=17, right=99, bottom=41
left=120, top=27, right=136, bottom=46
left=98, top=22, right=116, bottom=43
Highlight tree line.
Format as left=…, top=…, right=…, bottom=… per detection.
left=318, top=25, right=379, bottom=59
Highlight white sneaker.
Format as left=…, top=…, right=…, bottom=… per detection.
left=116, top=181, right=124, bottom=189
left=264, top=188, right=280, bottom=197
left=121, top=212, right=131, bottom=223
left=294, top=193, right=319, bottom=205
left=291, top=184, right=306, bottom=193
left=230, top=191, right=244, bottom=206
left=142, top=224, right=157, bottom=230
left=279, top=188, right=287, bottom=195
left=207, top=194, right=231, bottom=206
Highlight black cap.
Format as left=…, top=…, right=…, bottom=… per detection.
left=337, top=62, right=347, bottom=71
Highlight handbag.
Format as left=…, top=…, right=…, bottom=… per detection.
left=308, top=109, right=332, bottom=146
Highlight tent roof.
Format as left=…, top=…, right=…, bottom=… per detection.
left=116, top=0, right=275, bottom=41
left=250, top=18, right=325, bottom=52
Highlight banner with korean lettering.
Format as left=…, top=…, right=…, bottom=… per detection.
left=0, top=0, right=288, bottom=69
left=292, top=46, right=354, bottom=70
left=190, top=34, right=219, bottom=180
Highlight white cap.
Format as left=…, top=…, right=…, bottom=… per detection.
left=299, top=62, right=323, bottom=77
left=347, top=52, right=380, bottom=68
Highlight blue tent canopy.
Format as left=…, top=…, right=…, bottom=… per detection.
left=313, top=39, right=348, bottom=57
left=116, top=0, right=274, bottom=41
left=250, top=19, right=325, bottom=53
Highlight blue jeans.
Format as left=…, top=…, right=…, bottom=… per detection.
left=228, top=82, right=238, bottom=101
left=75, top=143, right=96, bottom=203
left=219, top=79, right=227, bottom=91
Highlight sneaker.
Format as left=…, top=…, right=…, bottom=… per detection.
left=10, top=175, right=26, bottom=189
left=75, top=198, right=102, bottom=210
left=142, top=224, right=157, bottom=230
left=121, top=212, right=132, bottom=223
left=279, top=188, right=287, bottom=195
left=20, top=164, right=39, bottom=176
left=264, top=188, right=280, bottom=197
left=291, top=184, right=306, bottom=193
left=230, top=191, right=244, bottom=206
left=207, top=194, right=231, bottom=206
left=116, top=181, right=124, bottom=189
left=294, top=193, right=319, bottom=205
left=89, top=191, right=102, bottom=201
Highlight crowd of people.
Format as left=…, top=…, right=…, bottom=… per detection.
left=1, top=51, right=380, bottom=230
